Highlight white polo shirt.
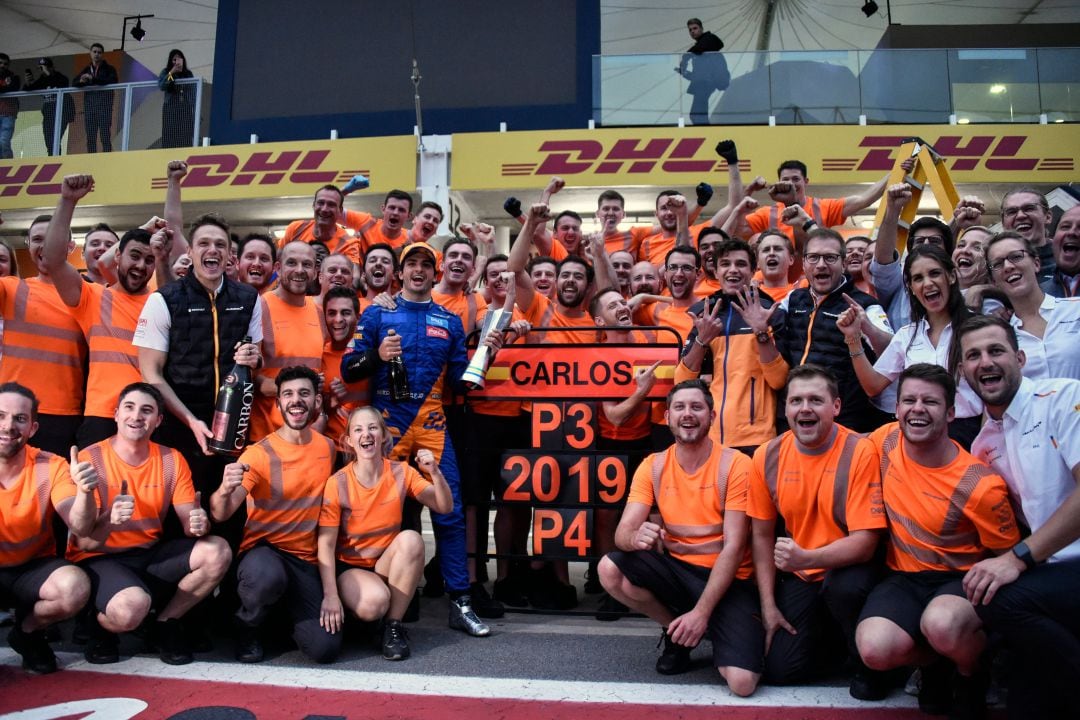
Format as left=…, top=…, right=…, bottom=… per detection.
left=1012, top=295, right=1080, bottom=381
left=871, top=319, right=983, bottom=419
left=971, top=377, right=1080, bottom=563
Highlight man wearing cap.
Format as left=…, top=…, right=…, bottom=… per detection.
left=341, top=240, right=497, bottom=638
left=24, top=58, right=72, bottom=155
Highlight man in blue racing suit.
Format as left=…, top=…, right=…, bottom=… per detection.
left=341, top=241, right=490, bottom=637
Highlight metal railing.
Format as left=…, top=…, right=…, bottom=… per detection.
left=594, top=47, right=1080, bottom=126
left=0, top=77, right=203, bottom=158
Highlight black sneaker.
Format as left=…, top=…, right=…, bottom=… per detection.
left=655, top=629, right=691, bottom=675
left=381, top=619, right=410, bottom=661
left=595, top=592, right=628, bottom=621
left=235, top=624, right=264, bottom=664
left=951, top=670, right=989, bottom=720
left=492, top=577, right=529, bottom=607
left=84, top=630, right=120, bottom=664
left=583, top=561, right=603, bottom=595
left=469, top=582, right=505, bottom=619
left=850, top=666, right=892, bottom=701
left=7, top=626, right=57, bottom=674
left=918, top=659, right=953, bottom=714
left=156, top=619, right=193, bottom=665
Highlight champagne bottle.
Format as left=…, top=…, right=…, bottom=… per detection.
left=386, top=329, right=410, bottom=402
left=208, top=336, right=255, bottom=456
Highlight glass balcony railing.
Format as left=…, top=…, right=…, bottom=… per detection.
left=593, top=47, right=1080, bottom=126
left=1, top=77, right=204, bottom=158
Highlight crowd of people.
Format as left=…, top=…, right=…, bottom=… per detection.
left=0, top=138, right=1078, bottom=720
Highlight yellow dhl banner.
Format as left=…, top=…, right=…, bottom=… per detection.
left=0, top=135, right=418, bottom=210
left=451, top=124, right=1079, bottom=190
left=468, top=341, right=681, bottom=401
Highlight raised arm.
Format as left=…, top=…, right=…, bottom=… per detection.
left=164, top=160, right=190, bottom=256
left=44, top=174, right=94, bottom=307
left=508, top=203, right=550, bottom=312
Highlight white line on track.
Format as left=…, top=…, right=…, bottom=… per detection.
left=0, top=649, right=917, bottom=709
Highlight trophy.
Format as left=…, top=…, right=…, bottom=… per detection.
left=461, top=307, right=512, bottom=390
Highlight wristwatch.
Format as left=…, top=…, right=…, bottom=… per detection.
left=1011, top=541, right=1037, bottom=570
left=755, top=330, right=771, bottom=344
left=802, top=219, right=816, bottom=232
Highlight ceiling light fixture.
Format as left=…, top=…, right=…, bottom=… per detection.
left=861, top=0, right=879, bottom=18
left=120, top=14, right=155, bottom=51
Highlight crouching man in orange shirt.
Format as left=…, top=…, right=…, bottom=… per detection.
left=0, top=382, right=96, bottom=673
left=67, top=382, right=232, bottom=666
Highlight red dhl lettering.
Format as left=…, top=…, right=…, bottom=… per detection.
left=514, top=138, right=723, bottom=176
left=853, top=134, right=1067, bottom=173
left=0, top=162, right=63, bottom=197
left=164, top=150, right=363, bottom=188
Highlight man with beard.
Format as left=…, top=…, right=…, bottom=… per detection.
left=748, top=365, right=887, bottom=698
left=1000, top=187, right=1056, bottom=283
left=211, top=366, right=340, bottom=664
left=676, top=238, right=788, bottom=455
left=250, top=241, right=326, bottom=443
left=610, top=251, right=634, bottom=298
left=0, top=383, right=96, bottom=674
left=637, top=191, right=695, bottom=268
left=43, top=174, right=167, bottom=447
left=315, top=253, right=353, bottom=307
left=599, top=380, right=761, bottom=696
left=237, top=234, right=277, bottom=295
left=134, top=210, right=262, bottom=549
left=82, top=224, right=118, bottom=285
left=777, top=228, right=893, bottom=433
left=958, top=315, right=1080, bottom=720
left=693, top=227, right=726, bottom=299
left=69, top=382, right=231, bottom=666
left=320, top=287, right=368, bottom=454
left=510, top=204, right=599, bottom=343
left=361, top=243, right=397, bottom=313
left=857, top=363, right=1018, bottom=718
left=0, top=214, right=87, bottom=456
left=630, top=261, right=662, bottom=298
left=281, top=186, right=363, bottom=264
left=341, top=241, right=495, bottom=637
left=1043, top=204, right=1080, bottom=298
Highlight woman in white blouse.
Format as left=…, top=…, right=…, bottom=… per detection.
left=838, top=244, right=983, bottom=448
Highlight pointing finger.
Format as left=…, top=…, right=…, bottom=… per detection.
left=841, top=293, right=861, bottom=310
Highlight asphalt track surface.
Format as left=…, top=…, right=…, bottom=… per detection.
left=0, top=529, right=933, bottom=719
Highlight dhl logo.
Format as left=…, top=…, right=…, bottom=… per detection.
left=832, top=135, right=1072, bottom=173
left=500, top=134, right=1073, bottom=177
left=149, top=150, right=366, bottom=189
left=0, top=162, right=63, bottom=198
left=501, top=138, right=750, bottom=176
left=0, top=151, right=367, bottom=199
